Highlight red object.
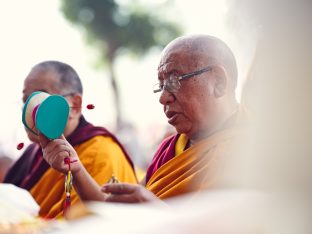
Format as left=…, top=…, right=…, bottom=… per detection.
left=17, top=142, right=24, bottom=150
left=86, top=104, right=95, bottom=110
left=64, top=157, right=71, bottom=170
left=63, top=158, right=78, bottom=165
left=63, top=195, right=71, bottom=216
left=64, top=157, right=70, bottom=165
left=63, top=157, right=78, bottom=172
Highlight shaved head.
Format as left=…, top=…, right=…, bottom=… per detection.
left=31, top=61, right=83, bottom=95
left=157, top=34, right=238, bottom=142
left=23, top=61, right=84, bottom=142
left=159, top=35, right=238, bottom=90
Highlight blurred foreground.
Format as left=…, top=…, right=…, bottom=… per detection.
left=1, top=0, right=312, bottom=233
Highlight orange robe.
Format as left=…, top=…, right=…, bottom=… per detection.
left=146, top=110, right=246, bottom=199
left=30, top=135, right=137, bottom=218
left=4, top=116, right=137, bottom=218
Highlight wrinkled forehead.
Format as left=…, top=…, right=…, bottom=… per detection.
left=158, top=49, right=201, bottom=78
left=158, top=46, right=210, bottom=77
left=158, top=61, right=179, bottom=75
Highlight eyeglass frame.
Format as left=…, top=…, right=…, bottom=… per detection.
left=22, top=91, right=78, bottom=104
left=153, top=65, right=213, bottom=93
left=61, top=92, right=77, bottom=98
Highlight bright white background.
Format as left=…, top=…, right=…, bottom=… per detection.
left=0, top=0, right=255, bottom=159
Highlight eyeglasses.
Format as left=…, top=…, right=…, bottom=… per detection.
left=153, top=66, right=213, bottom=93
left=22, top=91, right=77, bottom=104
left=62, top=92, right=76, bottom=97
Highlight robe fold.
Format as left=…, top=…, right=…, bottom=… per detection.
left=145, top=108, right=246, bottom=199
left=4, top=115, right=137, bottom=218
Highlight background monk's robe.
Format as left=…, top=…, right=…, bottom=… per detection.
left=4, top=116, right=137, bottom=218
left=145, top=109, right=246, bottom=199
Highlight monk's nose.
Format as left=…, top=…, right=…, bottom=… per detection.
left=159, top=89, right=175, bottom=106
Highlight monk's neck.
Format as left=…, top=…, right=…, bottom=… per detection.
left=189, top=104, right=239, bottom=146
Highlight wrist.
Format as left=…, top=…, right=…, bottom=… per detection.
left=71, top=160, right=83, bottom=176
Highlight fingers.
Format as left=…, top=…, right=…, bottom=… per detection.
left=44, top=142, right=71, bottom=157
left=100, top=184, right=158, bottom=204
left=39, top=134, right=80, bottom=174
left=50, top=151, right=70, bottom=169
left=40, top=134, right=69, bottom=151
left=43, top=146, right=68, bottom=163
left=101, top=183, right=137, bottom=195
left=60, top=134, right=66, bottom=140
left=105, top=194, right=141, bottom=203
left=41, top=136, right=71, bottom=169
left=42, top=136, right=70, bottom=154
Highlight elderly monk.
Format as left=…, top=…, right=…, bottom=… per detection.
left=4, top=61, right=137, bottom=217
left=39, top=35, right=244, bottom=203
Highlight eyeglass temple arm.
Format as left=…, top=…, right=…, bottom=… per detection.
left=180, top=67, right=212, bottom=80
left=153, top=88, right=162, bottom=93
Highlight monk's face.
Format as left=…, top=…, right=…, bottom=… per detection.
left=22, top=69, right=79, bottom=143
left=158, top=45, right=217, bottom=139
left=22, top=70, right=60, bottom=143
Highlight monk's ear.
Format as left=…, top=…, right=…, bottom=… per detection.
left=213, top=65, right=227, bottom=98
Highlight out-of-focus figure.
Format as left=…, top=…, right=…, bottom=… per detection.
left=0, top=154, right=12, bottom=183
left=116, top=122, right=147, bottom=180
left=218, top=0, right=312, bottom=233
left=3, top=61, right=137, bottom=219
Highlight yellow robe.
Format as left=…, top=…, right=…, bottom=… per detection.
left=146, top=126, right=244, bottom=199
left=30, top=135, right=137, bottom=218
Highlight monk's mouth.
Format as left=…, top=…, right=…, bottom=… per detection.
left=168, top=113, right=179, bottom=124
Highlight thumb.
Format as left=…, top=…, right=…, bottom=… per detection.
left=39, top=133, right=50, bottom=148
left=59, top=134, right=71, bottom=150
left=60, top=134, right=66, bottom=140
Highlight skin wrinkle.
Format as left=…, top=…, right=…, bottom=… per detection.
left=159, top=35, right=237, bottom=87
left=157, top=35, right=238, bottom=145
